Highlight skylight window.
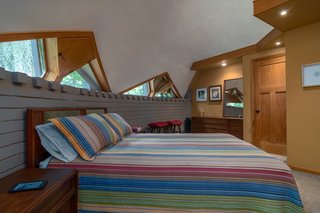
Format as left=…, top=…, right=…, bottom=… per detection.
left=61, top=63, right=101, bottom=90
left=124, top=82, right=149, bottom=96
left=155, top=89, right=176, bottom=98
left=0, top=39, right=46, bottom=77
left=120, top=72, right=181, bottom=98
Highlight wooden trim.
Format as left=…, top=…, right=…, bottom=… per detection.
left=90, top=33, right=111, bottom=92
left=164, top=73, right=182, bottom=98
left=252, top=53, right=286, bottom=63
left=191, top=45, right=257, bottom=71
left=288, top=164, right=320, bottom=175
left=253, top=0, right=288, bottom=15
left=256, top=29, right=283, bottom=50
left=0, top=31, right=94, bottom=42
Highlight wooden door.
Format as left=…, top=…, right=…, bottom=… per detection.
left=253, top=54, right=286, bottom=155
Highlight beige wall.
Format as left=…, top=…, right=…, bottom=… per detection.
left=242, top=47, right=285, bottom=143
left=285, top=21, right=320, bottom=172
left=189, top=63, right=243, bottom=117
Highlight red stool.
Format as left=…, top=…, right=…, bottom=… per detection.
left=167, top=120, right=182, bottom=133
left=148, top=122, right=169, bottom=133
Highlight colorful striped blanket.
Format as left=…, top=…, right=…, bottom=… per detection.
left=48, top=133, right=303, bottom=213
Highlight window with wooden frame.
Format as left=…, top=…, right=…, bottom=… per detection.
left=120, top=72, right=181, bottom=98
left=0, top=31, right=111, bottom=92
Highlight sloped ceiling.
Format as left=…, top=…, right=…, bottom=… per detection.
left=0, top=0, right=272, bottom=95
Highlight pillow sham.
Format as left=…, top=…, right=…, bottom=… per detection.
left=35, top=123, right=78, bottom=162
left=49, top=114, right=118, bottom=160
left=98, top=113, right=132, bottom=139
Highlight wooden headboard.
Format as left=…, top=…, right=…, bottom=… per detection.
left=26, top=107, right=108, bottom=168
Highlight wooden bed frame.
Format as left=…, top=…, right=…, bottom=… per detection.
left=26, top=107, right=108, bottom=168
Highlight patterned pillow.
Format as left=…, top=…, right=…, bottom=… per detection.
left=98, top=113, right=132, bottom=139
left=49, top=114, right=119, bottom=160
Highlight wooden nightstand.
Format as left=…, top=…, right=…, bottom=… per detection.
left=0, top=168, right=77, bottom=213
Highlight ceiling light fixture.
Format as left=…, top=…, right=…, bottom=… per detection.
left=221, top=62, right=227, bottom=67
left=280, top=9, right=288, bottom=16
left=275, top=41, right=281, bottom=46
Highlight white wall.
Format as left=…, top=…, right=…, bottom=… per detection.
left=0, top=0, right=271, bottom=96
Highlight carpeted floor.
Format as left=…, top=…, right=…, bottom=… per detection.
left=292, top=170, right=320, bottom=213
left=270, top=154, right=320, bottom=212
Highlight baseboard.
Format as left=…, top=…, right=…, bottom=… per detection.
left=288, top=164, right=320, bottom=175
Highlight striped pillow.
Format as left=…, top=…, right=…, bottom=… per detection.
left=49, top=114, right=119, bottom=160
left=98, top=113, right=132, bottom=139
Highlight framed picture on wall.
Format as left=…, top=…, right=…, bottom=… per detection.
left=196, top=88, right=207, bottom=101
left=209, top=85, right=222, bottom=101
left=302, top=62, right=320, bottom=87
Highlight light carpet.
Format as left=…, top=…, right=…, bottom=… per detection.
left=292, top=170, right=320, bottom=213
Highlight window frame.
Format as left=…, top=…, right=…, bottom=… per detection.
left=119, top=72, right=182, bottom=98
left=0, top=31, right=111, bottom=92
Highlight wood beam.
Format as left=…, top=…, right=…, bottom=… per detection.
left=254, top=0, right=320, bottom=32
left=253, top=0, right=288, bottom=15
left=191, top=45, right=257, bottom=71
left=257, top=29, right=284, bottom=51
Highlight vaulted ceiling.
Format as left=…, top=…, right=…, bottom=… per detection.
left=0, top=0, right=272, bottom=96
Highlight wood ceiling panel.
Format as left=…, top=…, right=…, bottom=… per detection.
left=254, top=0, right=320, bottom=31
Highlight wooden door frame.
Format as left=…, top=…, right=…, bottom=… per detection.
left=252, top=53, right=286, bottom=146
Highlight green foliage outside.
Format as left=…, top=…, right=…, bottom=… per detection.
left=0, top=40, right=35, bottom=76
left=61, top=71, right=90, bottom=89
left=124, top=82, right=149, bottom=96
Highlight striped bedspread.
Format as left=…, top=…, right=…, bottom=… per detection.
left=48, top=133, right=303, bottom=213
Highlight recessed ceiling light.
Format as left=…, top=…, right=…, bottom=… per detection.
left=275, top=41, right=281, bottom=46
left=221, top=62, right=227, bottom=67
left=280, top=9, right=288, bottom=16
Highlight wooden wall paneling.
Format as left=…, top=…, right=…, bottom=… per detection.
left=0, top=153, right=25, bottom=173
left=0, top=142, right=25, bottom=161
left=0, top=69, right=191, bottom=176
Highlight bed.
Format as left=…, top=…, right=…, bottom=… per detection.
left=26, top=108, right=303, bottom=213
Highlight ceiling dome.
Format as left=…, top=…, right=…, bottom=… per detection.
left=0, top=0, right=272, bottom=95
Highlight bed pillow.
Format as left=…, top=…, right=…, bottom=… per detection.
left=35, top=123, right=78, bottom=162
left=49, top=114, right=119, bottom=160
left=97, top=113, right=132, bottom=139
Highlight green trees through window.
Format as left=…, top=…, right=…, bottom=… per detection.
left=61, top=71, right=90, bottom=89
left=0, top=39, right=45, bottom=77
left=124, top=82, right=149, bottom=96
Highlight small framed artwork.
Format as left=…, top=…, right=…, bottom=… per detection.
left=196, top=88, right=207, bottom=101
left=209, top=85, right=222, bottom=101
left=302, top=62, right=320, bottom=87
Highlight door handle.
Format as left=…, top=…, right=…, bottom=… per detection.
left=255, top=109, right=260, bottom=113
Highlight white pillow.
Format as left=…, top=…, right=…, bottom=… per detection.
left=35, top=123, right=78, bottom=162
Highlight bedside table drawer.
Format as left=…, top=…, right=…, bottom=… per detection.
left=0, top=169, right=77, bottom=213
left=34, top=177, right=77, bottom=213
